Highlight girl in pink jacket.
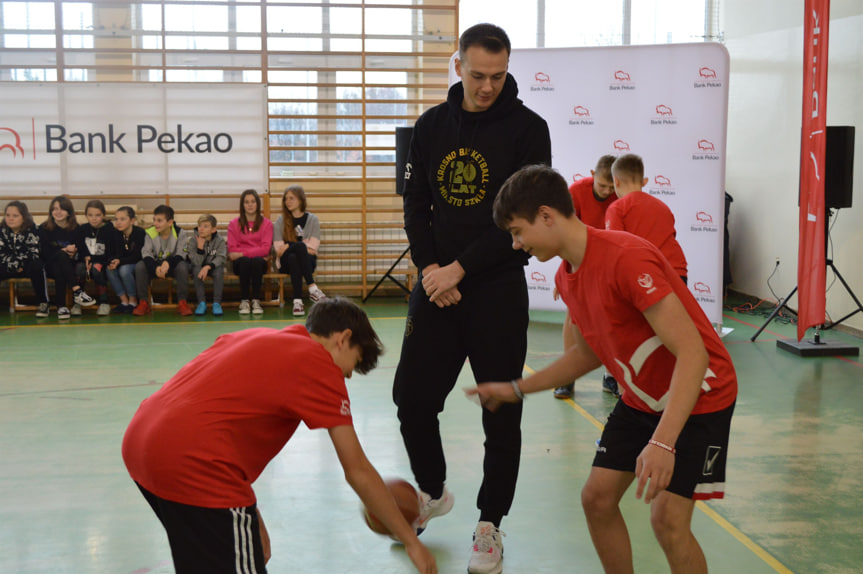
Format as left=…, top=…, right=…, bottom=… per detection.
left=227, top=189, right=273, bottom=315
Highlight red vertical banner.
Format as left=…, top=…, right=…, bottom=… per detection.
left=798, top=0, right=830, bottom=341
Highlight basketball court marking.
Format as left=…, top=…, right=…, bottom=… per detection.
left=521, top=364, right=796, bottom=574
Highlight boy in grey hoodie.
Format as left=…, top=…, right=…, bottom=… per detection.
left=133, top=205, right=192, bottom=316
left=187, top=214, right=227, bottom=316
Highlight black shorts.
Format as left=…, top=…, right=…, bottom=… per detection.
left=593, top=401, right=734, bottom=500
left=136, top=483, right=267, bottom=574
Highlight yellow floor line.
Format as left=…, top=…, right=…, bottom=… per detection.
left=522, top=364, right=794, bottom=574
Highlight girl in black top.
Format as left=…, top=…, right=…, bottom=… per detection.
left=76, top=199, right=115, bottom=315
left=0, top=200, right=50, bottom=317
left=39, top=195, right=96, bottom=319
left=106, top=206, right=146, bottom=313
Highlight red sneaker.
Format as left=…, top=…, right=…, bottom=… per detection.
left=177, top=300, right=193, bottom=316
left=132, top=300, right=150, bottom=316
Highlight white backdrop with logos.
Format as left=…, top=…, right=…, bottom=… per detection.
left=450, top=43, right=729, bottom=325
left=0, top=83, right=267, bottom=196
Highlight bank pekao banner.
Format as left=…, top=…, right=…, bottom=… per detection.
left=797, top=0, right=830, bottom=341
left=450, top=43, right=729, bottom=325
left=0, top=83, right=267, bottom=195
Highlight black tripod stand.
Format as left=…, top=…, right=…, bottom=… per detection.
left=362, top=246, right=412, bottom=302
left=751, top=209, right=861, bottom=356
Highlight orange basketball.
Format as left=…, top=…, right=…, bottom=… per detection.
left=362, top=478, right=420, bottom=536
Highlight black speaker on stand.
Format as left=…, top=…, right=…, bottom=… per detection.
left=753, top=126, right=861, bottom=356
left=363, top=126, right=414, bottom=301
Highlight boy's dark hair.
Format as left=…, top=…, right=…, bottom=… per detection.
left=493, top=164, right=574, bottom=229
left=611, top=154, right=644, bottom=183
left=116, top=206, right=136, bottom=219
left=305, top=296, right=383, bottom=375
left=153, top=204, right=175, bottom=221
left=84, top=199, right=106, bottom=216
left=594, top=154, right=617, bottom=179
left=459, top=23, right=511, bottom=60
left=3, top=200, right=35, bottom=231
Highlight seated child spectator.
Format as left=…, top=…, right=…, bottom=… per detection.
left=0, top=200, right=50, bottom=317
left=75, top=199, right=114, bottom=316
left=39, top=195, right=96, bottom=320
left=187, top=214, right=227, bottom=316
left=107, top=206, right=146, bottom=314
left=273, top=185, right=327, bottom=317
left=133, top=205, right=192, bottom=317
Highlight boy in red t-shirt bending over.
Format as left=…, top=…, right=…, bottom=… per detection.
left=468, top=165, right=737, bottom=574
left=122, top=297, right=436, bottom=574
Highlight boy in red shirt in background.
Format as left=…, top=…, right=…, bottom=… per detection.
left=605, top=153, right=688, bottom=283
left=469, top=165, right=737, bottom=574
left=122, top=297, right=436, bottom=574
left=555, top=155, right=619, bottom=399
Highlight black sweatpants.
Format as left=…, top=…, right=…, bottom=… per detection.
left=136, top=482, right=267, bottom=574
left=0, top=259, right=49, bottom=304
left=393, top=270, right=528, bottom=526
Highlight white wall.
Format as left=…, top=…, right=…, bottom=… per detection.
left=724, top=0, right=863, bottom=332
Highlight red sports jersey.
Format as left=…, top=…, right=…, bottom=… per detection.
left=569, top=177, right=617, bottom=229
left=122, top=325, right=352, bottom=508
left=605, top=190, right=688, bottom=277
left=556, top=228, right=736, bottom=415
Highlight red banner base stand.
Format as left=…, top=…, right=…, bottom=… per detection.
left=776, top=332, right=859, bottom=357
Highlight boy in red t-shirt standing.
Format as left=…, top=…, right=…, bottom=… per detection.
left=122, top=297, right=437, bottom=574
left=468, top=165, right=737, bottom=574
left=605, top=154, right=689, bottom=282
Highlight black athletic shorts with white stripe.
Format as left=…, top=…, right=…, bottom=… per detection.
left=593, top=400, right=735, bottom=500
left=136, top=482, right=267, bottom=574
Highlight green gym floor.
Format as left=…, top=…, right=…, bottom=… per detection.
left=0, top=298, right=861, bottom=574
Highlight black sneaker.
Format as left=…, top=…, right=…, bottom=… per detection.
left=602, top=374, right=620, bottom=397
left=553, top=383, right=574, bottom=399
left=112, top=304, right=128, bottom=314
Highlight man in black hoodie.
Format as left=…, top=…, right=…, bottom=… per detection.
left=393, top=23, right=551, bottom=574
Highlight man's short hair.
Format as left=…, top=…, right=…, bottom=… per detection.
left=594, top=154, right=617, bottom=179
left=611, top=154, right=644, bottom=183
left=459, top=23, right=511, bottom=60
left=493, top=164, right=574, bottom=229
left=197, top=214, right=217, bottom=227
left=305, top=297, right=383, bottom=375
left=154, top=204, right=175, bottom=221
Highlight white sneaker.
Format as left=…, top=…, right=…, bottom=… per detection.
left=414, top=487, right=454, bottom=535
left=238, top=299, right=251, bottom=314
left=251, top=299, right=264, bottom=315
left=97, top=303, right=111, bottom=316
left=292, top=298, right=305, bottom=317
left=71, top=303, right=82, bottom=316
left=57, top=306, right=71, bottom=320
left=35, top=302, right=50, bottom=318
left=468, top=521, right=505, bottom=574
left=73, top=290, right=96, bottom=306
left=309, top=284, right=327, bottom=302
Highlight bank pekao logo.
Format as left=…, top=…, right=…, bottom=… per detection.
left=694, top=66, right=722, bottom=89
left=572, top=173, right=586, bottom=182
left=693, top=138, right=720, bottom=161
left=436, top=147, right=490, bottom=208
left=651, top=104, right=678, bottom=126
left=648, top=173, right=676, bottom=198
left=530, top=271, right=547, bottom=283
left=613, top=139, right=630, bottom=152
left=0, top=127, right=25, bottom=158
left=530, top=71, right=555, bottom=93
left=655, top=105, right=673, bottom=117
left=691, top=211, right=719, bottom=233
left=695, top=211, right=713, bottom=224
left=693, top=282, right=712, bottom=295
left=610, top=70, right=636, bottom=92
left=569, top=105, right=594, bottom=127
